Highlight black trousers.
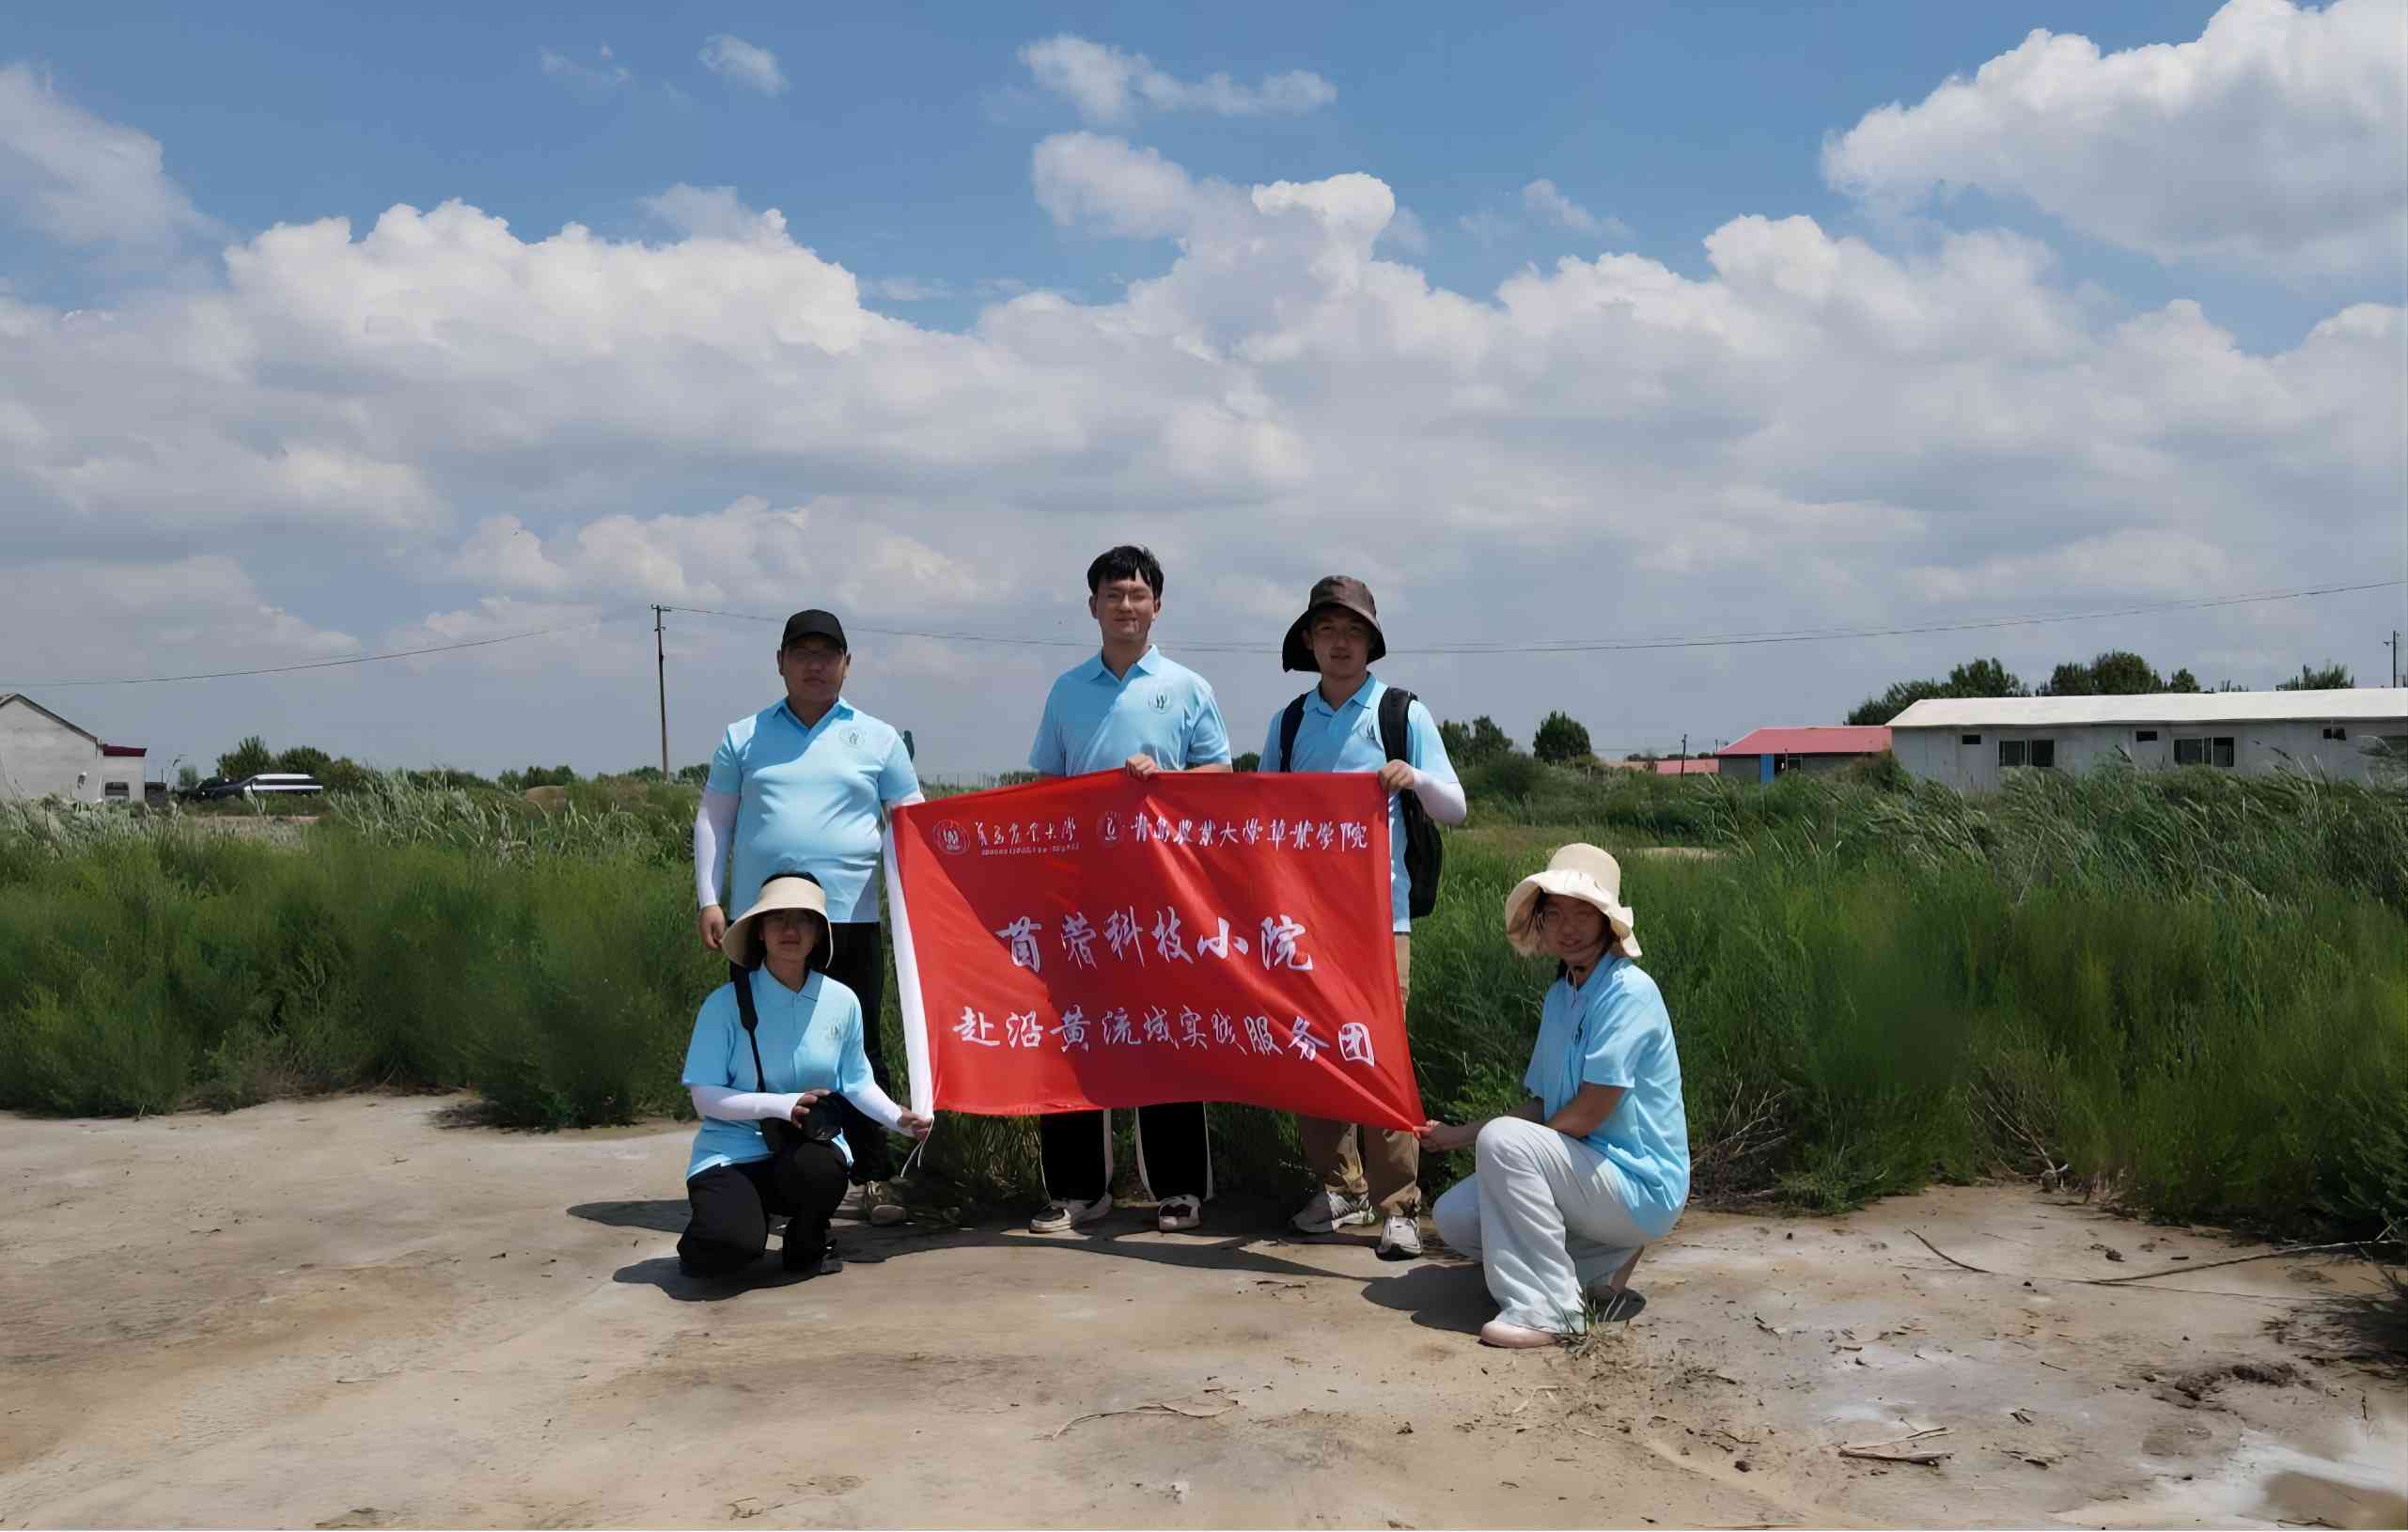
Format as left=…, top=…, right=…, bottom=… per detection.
left=1039, top=1102, right=1211, bottom=1204
left=824, top=920, right=894, bottom=1183
left=679, top=1142, right=850, bottom=1276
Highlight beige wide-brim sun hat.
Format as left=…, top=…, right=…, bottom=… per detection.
left=1502, top=842, right=1641, bottom=960
left=725, top=871, right=836, bottom=970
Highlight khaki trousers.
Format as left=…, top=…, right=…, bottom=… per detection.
left=1298, top=933, right=1419, bottom=1215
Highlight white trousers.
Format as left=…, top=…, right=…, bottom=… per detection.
left=1431, top=1117, right=1664, bottom=1333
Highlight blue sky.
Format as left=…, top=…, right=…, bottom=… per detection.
left=2, top=2, right=2402, bottom=775
left=10, top=1, right=2371, bottom=343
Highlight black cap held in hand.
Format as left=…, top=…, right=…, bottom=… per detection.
left=780, top=609, right=848, bottom=651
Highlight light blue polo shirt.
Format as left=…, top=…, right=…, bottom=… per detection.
left=1525, top=957, right=1689, bottom=1239
left=1028, top=645, right=1231, bottom=775
left=707, top=696, right=919, bottom=924
left=1263, top=674, right=1458, bottom=931
left=680, top=967, right=877, bottom=1180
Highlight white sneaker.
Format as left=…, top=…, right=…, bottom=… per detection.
left=1028, top=1194, right=1112, bottom=1233
left=1290, top=1190, right=1376, bottom=1234
left=1377, top=1212, right=1424, bottom=1261
left=1156, top=1194, right=1203, bottom=1233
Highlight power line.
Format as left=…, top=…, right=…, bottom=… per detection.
left=7, top=577, right=2397, bottom=691
left=2, top=611, right=629, bottom=688
left=665, top=578, right=2405, bottom=659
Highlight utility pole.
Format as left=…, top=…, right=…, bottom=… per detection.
left=2389, top=629, right=2401, bottom=688
left=653, top=605, right=670, bottom=778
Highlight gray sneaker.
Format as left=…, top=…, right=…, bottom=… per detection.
left=1290, top=1189, right=1376, bottom=1233
left=1028, top=1193, right=1112, bottom=1233
left=861, top=1180, right=906, bottom=1227
left=1377, top=1212, right=1424, bottom=1261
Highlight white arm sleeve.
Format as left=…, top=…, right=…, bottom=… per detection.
left=884, top=790, right=927, bottom=811
left=690, top=1084, right=803, bottom=1123
left=846, top=1077, right=907, bottom=1130
left=694, top=789, right=739, bottom=909
left=1408, top=768, right=1469, bottom=826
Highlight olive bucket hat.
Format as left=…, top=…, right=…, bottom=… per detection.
left=1280, top=574, right=1388, bottom=673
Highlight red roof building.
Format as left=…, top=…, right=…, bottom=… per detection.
left=1714, top=726, right=1892, bottom=782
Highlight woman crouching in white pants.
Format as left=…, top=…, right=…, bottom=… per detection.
left=1418, top=844, right=1689, bottom=1347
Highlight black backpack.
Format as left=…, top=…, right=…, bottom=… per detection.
left=1278, top=686, right=1444, bottom=920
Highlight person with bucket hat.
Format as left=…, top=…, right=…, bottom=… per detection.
left=694, top=608, right=925, bottom=1227
left=1024, top=544, right=1233, bottom=1235
left=1264, top=575, right=1467, bottom=1260
left=677, top=870, right=932, bottom=1279
left=1420, top=844, right=1688, bottom=1346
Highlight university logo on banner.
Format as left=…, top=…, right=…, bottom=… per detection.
left=885, top=773, right=1421, bottom=1129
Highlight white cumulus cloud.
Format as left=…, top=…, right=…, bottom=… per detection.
left=0, top=61, right=217, bottom=255
left=539, top=45, right=632, bottom=95
left=1822, top=0, right=2408, bottom=278
left=3, top=94, right=2397, bottom=774
left=1019, top=35, right=1335, bottom=123
left=699, top=34, right=787, bottom=96
left=1523, top=179, right=1599, bottom=234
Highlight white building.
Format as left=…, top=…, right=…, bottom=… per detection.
left=0, top=695, right=149, bottom=802
left=1888, top=689, right=2408, bottom=792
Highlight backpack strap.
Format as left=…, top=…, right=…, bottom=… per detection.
left=730, top=961, right=770, bottom=1093
left=1278, top=694, right=1309, bottom=772
left=1378, top=686, right=1415, bottom=766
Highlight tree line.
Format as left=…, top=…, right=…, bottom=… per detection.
left=202, top=736, right=710, bottom=792
left=192, top=650, right=2363, bottom=789
left=1844, top=652, right=2355, bottom=727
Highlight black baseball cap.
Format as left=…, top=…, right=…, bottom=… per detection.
left=780, top=609, right=848, bottom=650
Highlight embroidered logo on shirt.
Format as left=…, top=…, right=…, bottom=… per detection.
left=1150, top=688, right=1170, bottom=712
left=844, top=727, right=865, bottom=746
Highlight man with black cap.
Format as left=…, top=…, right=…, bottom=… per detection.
left=1263, top=575, right=1467, bottom=1259
left=695, top=609, right=926, bottom=1226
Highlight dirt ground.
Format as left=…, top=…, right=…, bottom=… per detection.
left=4, top=1096, right=2402, bottom=1530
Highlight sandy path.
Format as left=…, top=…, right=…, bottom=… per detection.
left=4, top=1096, right=2400, bottom=1529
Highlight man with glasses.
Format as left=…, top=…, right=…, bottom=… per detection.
left=695, top=608, right=925, bottom=1226
left=1024, top=545, right=1232, bottom=1234
left=1267, top=576, right=1466, bottom=1260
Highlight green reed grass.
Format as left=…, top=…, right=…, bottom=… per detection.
left=3, top=768, right=2403, bottom=1239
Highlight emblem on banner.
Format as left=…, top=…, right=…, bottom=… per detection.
left=1100, top=815, right=1121, bottom=845
left=935, top=821, right=971, bottom=856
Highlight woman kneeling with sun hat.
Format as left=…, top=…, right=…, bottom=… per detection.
left=1419, top=844, right=1689, bottom=1346
left=678, top=868, right=930, bottom=1279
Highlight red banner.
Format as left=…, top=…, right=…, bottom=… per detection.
left=885, top=772, right=1421, bottom=1130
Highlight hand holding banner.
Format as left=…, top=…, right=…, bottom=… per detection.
left=886, top=772, right=1422, bottom=1130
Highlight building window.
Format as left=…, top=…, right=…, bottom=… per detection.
left=2029, top=739, right=2056, bottom=769
left=2176, top=737, right=2236, bottom=767
left=2134, top=729, right=2158, bottom=743
left=1998, top=740, right=2025, bottom=768
left=103, top=781, right=131, bottom=800
left=1960, top=734, right=1981, bottom=745
left=2322, top=727, right=2348, bottom=741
